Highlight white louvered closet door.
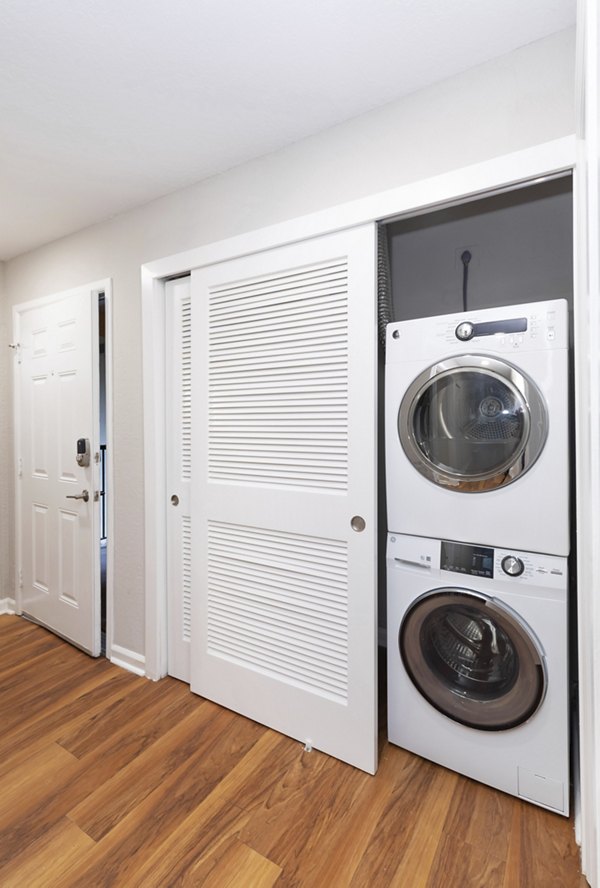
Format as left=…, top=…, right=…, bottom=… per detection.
left=191, top=224, right=378, bottom=773
left=166, top=276, right=192, bottom=682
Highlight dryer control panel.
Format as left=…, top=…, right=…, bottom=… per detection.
left=386, top=297, right=568, bottom=359
left=454, top=317, right=528, bottom=342
left=442, top=305, right=564, bottom=352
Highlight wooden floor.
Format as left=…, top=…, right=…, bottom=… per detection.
left=0, top=616, right=586, bottom=888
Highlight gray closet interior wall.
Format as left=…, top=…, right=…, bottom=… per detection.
left=387, top=176, right=573, bottom=321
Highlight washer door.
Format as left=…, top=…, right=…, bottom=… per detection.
left=398, top=355, right=548, bottom=492
left=399, top=588, right=546, bottom=731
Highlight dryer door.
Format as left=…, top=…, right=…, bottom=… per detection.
left=399, top=588, right=546, bottom=731
left=398, top=355, right=547, bottom=492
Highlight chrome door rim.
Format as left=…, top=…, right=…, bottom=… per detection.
left=399, top=587, right=547, bottom=731
left=398, top=354, right=548, bottom=492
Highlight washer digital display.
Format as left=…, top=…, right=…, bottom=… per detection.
left=441, top=541, right=494, bottom=579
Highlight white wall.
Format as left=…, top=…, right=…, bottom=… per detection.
left=1, top=29, right=576, bottom=656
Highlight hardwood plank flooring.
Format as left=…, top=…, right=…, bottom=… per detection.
left=0, top=616, right=587, bottom=887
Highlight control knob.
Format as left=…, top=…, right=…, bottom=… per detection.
left=501, top=555, right=525, bottom=577
left=455, top=321, right=474, bottom=341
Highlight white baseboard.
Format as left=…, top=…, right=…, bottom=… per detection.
left=0, top=598, right=16, bottom=615
left=110, top=643, right=146, bottom=677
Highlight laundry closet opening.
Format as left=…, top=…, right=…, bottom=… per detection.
left=379, top=173, right=576, bottom=815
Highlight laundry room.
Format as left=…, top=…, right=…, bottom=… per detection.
left=379, top=173, right=575, bottom=815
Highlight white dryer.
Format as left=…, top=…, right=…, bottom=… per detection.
left=385, top=299, right=569, bottom=556
left=387, top=533, right=569, bottom=815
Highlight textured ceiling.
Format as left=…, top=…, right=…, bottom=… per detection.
left=0, top=0, right=576, bottom=260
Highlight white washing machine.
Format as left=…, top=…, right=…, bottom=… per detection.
left=385, top=299, right=569, bottom=556
left=387, top=533, right=569, bottom=815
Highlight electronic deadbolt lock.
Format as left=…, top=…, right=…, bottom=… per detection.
left=76, top=438, right=91, bottom=467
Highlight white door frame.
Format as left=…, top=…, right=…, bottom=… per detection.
left=142, top=135, right=576, bottom=683
left=12, top=279, right=115, bottom=661
left=574, top=0, right=600, bottom=884
left=102, top=281, right=115, bottom=663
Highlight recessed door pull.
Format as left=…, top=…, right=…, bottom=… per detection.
left=66, top=490, right=89, bottom=503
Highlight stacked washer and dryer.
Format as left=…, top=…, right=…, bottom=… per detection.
left=385, top=299, right=570, bottom=815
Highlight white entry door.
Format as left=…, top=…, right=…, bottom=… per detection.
left=14, top=285, right=100, bottom=656
left=191, top=224, right=378, bottom=773
left=166, top=276, right=192, bottom=682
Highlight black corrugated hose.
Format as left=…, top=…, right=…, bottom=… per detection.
left=377, top=225, right=393, bottom=348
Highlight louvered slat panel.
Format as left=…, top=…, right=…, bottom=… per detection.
left=182, top=516, right=191, bottom=642
left=210, top=310, right=348, bottom=337
left=207, top=577, right=347, bottom=624
left=209, top=262, right=347, bottom=299
left=208, top=565, right=347, bottom=604
left=180, top=295, right=192, bottom=481
left=208, top=259, right=348, bottom=490
left=210, top=289, right=348, bottom=321
left=166, top=275, right=192, bottom=683
left=210, top=323, right=347, bottom=347
left=206, top=521, right=349, bottom=702
left=214, top=346, right=347, bottom=360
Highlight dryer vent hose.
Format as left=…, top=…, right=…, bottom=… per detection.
left=377, top=225, right=393, bottom=348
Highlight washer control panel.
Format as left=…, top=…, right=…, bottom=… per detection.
left=387, top=533, right=567, bottom=591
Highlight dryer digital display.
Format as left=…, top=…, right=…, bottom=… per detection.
left=441, top=541, right=494, bottom=578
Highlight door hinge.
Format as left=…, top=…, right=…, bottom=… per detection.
left=18, top=568, right=23, bottom=590
left=17, top=457, right=23, bottom=479
left=94, top=451, right=100, bottom=464
left=8, top=342, right=21, bottom=364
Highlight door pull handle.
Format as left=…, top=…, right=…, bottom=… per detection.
left=350, top=515, right=366, bottom=532
left=66, top=490, right=89, bottom=503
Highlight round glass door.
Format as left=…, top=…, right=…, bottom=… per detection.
left=400, top=588, right=546, bottom=731
left=398, top=355, right=548, bottom=492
